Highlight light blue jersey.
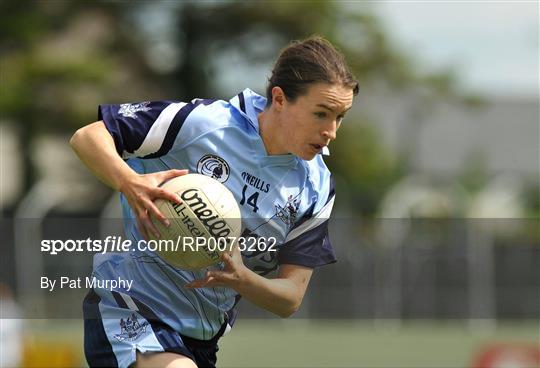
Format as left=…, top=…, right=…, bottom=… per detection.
left=87, top=89, right=336, bottom=364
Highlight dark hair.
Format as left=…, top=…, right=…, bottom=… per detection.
left=266, top=36, right=359, bottom=107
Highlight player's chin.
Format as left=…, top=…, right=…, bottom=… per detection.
left=290, top=145, right=318, bottom=160
left=299, top=145, right=321, bottom=160
left=297, top=151, right=318, bottom=161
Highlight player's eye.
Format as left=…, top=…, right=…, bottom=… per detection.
left=337, top=115, right=344, bottom=123
left=314, top=112, right=327, bottom=119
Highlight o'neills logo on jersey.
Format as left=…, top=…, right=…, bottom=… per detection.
left=178, top=188, right=231, bottom=238
left=118, top=102, right=151, bottom=119
left=197, top=154, right=230, bottom=183
left=241, top=171, right=270, bottom=193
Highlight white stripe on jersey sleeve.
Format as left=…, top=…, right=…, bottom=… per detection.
left=124, top=102, right=187, bottom=158
left=285, top=195, right=335, bottom=243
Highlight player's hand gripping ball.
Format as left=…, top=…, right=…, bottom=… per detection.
left=149, top=174, right=242, bottom=270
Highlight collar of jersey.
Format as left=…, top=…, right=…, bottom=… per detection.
left=231, top=88, right=298, bottom=168
left=230, top=88, right=266, bottom=130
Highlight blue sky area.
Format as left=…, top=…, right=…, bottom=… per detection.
left=374, top=1, right=538, bottom=98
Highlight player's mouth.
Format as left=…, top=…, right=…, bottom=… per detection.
left=309, top=143, right=325, bottom=153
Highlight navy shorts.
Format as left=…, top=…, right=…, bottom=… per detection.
left=83, top=289, right=226, bottom=368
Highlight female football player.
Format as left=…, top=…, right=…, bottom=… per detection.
left=71, top=36, right=358, bottom=368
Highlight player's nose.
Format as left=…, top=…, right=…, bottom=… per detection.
left=321, top=121, right=337, bottom=141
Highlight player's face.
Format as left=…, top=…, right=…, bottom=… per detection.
left=281, top=83, right=354, bottom=160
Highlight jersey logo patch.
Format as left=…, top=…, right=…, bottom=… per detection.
left=197, top=154, right=231, bottom=183
left=114, top=313, right=149, bottom=342
left=275, top=195, right=300, bottom=226
left=118, top=102, right=151, bottom=118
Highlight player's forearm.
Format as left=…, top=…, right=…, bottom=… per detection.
left=70, top=121, right=136, bottom=191
left=234, top=268, right=302, bottom=318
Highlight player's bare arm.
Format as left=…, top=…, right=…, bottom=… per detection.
left=186, top=245, right=313, bottom=318
left=70, top=121, right=188, bottom=239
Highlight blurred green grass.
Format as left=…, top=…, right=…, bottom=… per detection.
left=24, top=319, right=539, bottom=367
left=218, top=320, right=539, bottom=368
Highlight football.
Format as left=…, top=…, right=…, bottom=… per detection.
left=149, top=173, right=241, bottom=270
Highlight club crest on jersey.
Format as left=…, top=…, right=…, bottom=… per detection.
left=197, top=154, right=230, bottom=183
left=118, top=102, right=151, bottom=119
left=114, top=313, right=148, bottom=342
left=275, top=195, right=300, bottom=226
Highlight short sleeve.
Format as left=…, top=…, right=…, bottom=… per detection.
left=98, top=99, right=214, bottom=159
left=278, top=177, right=337, bottom=268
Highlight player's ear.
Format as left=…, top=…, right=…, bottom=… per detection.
left=271, top=86, right=286, bottom=111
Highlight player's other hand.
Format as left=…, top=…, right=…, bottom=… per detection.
left=185, top=245, right=247, bottom=290
left=119, top=169, right=188, bottom=240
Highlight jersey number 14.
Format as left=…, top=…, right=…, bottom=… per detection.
left=240, top=185, right=260, bottom=213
